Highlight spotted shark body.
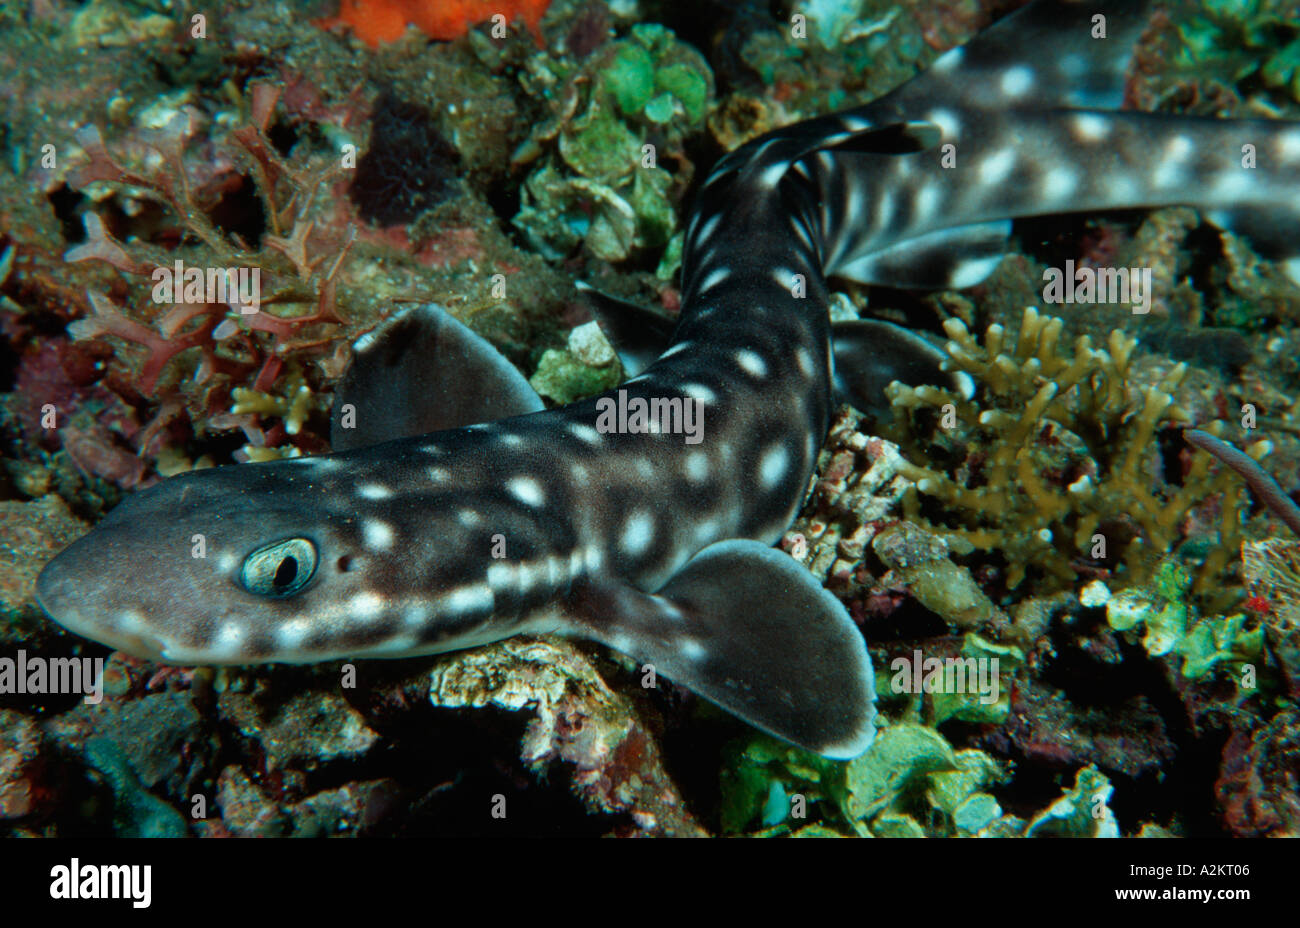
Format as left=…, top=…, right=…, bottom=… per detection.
left=37, top=0, right=1300, bottom=757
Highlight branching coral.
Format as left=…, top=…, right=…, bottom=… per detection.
left=884, top=307, right=1253, bottom=592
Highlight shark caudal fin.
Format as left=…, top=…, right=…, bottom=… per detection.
left=566, top=540, right=876, bottom=759
left=884, top=0, right=1154, bottom=114
left=330, top=303, right=543, bottom=451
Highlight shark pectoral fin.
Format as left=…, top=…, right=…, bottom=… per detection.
left=574, top=281, right=676, bottom=377
left=567, top=540, right=876, bottom=759
left=831, top=319, right=974, bottom=416
left=329, top=303, right=543, bottom=451
left=830, top=219, right=1012, bottom=289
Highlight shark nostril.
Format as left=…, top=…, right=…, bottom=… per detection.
left=337, top=555, right=353, bottom=573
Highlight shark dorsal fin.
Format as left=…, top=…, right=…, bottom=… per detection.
left=330, top=304, right=543, bottom=451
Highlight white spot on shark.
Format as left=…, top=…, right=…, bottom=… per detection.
left=1165, top=135, right=1194, bottom=161
left=507, top=476, right=545, bottom=507
left=931, top=46, right=963, bottom=72
left=363, top=520, right=394, bottom=552
left=498, top=433, right=525, bottom=449
left=1071, top=113, right=1111, bottom=142
left=350, top=592, right=385, bottom=622
left=682, top=382, right=716, bottom=404
left=793, top=216, right=815, bottom=249
left=876, top=189, right=895, bottom=230
left=215, top=623, right=243, bottom=653
left=441, top=585, right=493, bottom=616
left=759, top=445, right=790, bottom=489
left=1000, top=65, right=1034, bottom=98
left=914, top=184, right=941, bottom=222
left=695, top=213, right=722, bottom=244
left=277, top=619, right=309, bottom=649
left=679, top=637, right=707, bottom=661
left=698, top=267, right=730, bottom=293
left=1213, top=170, right=1252, bottom=199
left=402, top=604, right=431, bottom=628
left=694, top=519, right=722, bottom=546
left=978, top=149, right=1016, bottom=186
left=927, top=108, right=960, bottom=138
left=1153, top=135, right=1193, bottom=188
left=950, top=255, right=1004, bottom=288
left=684, top=451, right=709, bottom=483
left=486, top=561, right=516, bottom=590
left=456, top=509, right=482, bottom=528
left=758, top=160, right=788, bottom=188
left=1279, top=130, right=1300, bottom=162
left=1042, top=167, right=1078, bottom=200
left=567, top=422, right=603, bottom=445
left=735, top=350, right=767, bottom=378
left=620, top=511, right=655, bottom=556
left=795, top=347, right=814, bottom=377
left=428, top=467, right=450, bottom=482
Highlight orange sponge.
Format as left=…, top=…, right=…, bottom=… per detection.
left=320, top=0, right=551, bottom=47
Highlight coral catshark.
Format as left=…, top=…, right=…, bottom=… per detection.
left=37, top=0, right=1300, bottom=757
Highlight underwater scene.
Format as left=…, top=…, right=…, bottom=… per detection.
left=0, top=0, right=1298, bottom=845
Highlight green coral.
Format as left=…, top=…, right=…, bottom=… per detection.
left=1103, top=560, right=1264, bottom=679
left=529, top=347, right=621, bottom=404
left=1024, top=766, right=1119, bottom=838
left=929, top=635, right=1024, bottom=727
left=721, top=723, right=1010, bottom=837
left=512, top=24, right=713, bottom=265
left=1174, top=0, right=1300, bottom=102
left=720, top=722, right=1141, bottom=837
left=884, top=307, right=1247, bottom=593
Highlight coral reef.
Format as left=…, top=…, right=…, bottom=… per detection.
left=1097, top=560, right=1264, bottom=680
left=720, top=721, right=1128, bottom=838
left=429, top=638, right=705, bottom=836
left=512, top=23, right=713, bottom=271
left=883, top=307, right=1248, bottom=594
left=1, top=0, right=1298, bottom=842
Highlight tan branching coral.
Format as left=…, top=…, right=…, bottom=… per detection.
left=884, top=307, right=1258, bottom=592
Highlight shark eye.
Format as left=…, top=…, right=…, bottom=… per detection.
left=240, top=538, right=317, bottom=598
